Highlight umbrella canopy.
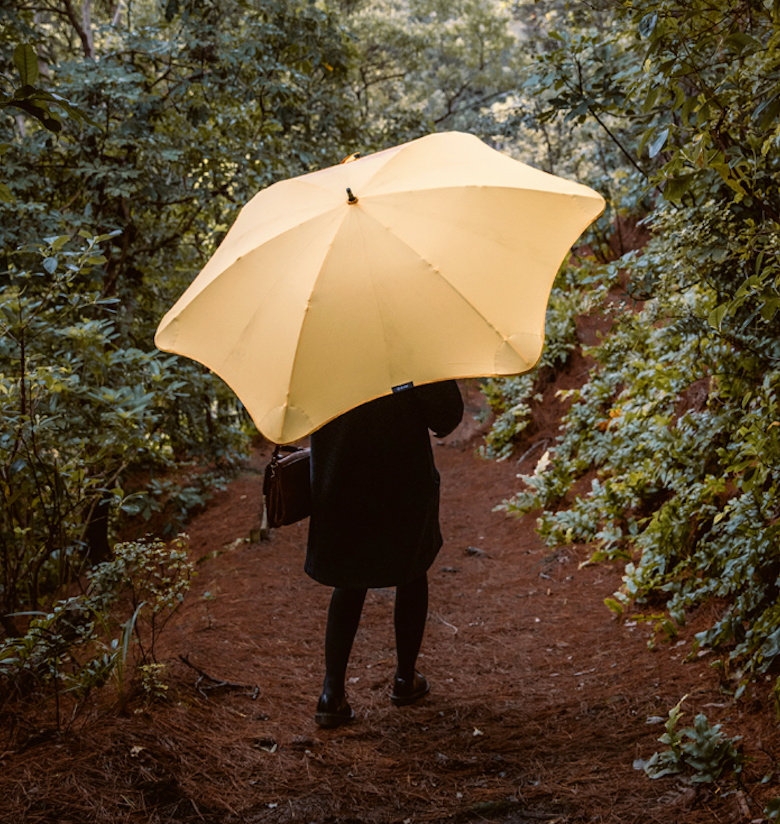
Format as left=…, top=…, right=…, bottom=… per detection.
left=155, top=131, right=605, bottom=444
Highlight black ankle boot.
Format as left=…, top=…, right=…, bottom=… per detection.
left=390, top=671, right=429, bottom=706
left=315, top=691, right=354, bottom=728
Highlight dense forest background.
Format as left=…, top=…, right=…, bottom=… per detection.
left=2, top=0, right=780, bottom=721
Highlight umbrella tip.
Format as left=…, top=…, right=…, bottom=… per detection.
left=346, top=187, right=358, bottom=204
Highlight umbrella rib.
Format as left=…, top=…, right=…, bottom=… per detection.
left=369, top=215, right=514, bottom=351
left=418, top=256, right=511, bottom=350
left=358, top=206, right=529, bottom=378
left=419, top=256, right=542, bottom=373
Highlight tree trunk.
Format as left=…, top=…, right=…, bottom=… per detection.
left=82, top=0, right=95, bottom=59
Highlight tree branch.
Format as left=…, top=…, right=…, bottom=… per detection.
left=60, top=0, right=95, bottom=60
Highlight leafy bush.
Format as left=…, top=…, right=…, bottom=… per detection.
left=638, top=696, right=744, bottom=784
left=480, top=268, right=605, bottom=460
left=0, top=535, right=192, bottom=722
left=0, top=236, right=220, bottom=631
left=484, top=0, right=780, bottom=686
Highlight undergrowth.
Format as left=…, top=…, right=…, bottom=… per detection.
left=637, top=696, right=745, bottom=784
left=0, top=535, right=192, bottom=729
left=484, top=0, right=780, bottom=696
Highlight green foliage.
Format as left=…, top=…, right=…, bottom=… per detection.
left=87, top=535, right=192, bottom=663
left=0, top=236, right=218, bottom=626
left=137, top=662, right=169, bottom=706
left=480, top=373, right=538, bottom=462
left=0, top=43, right=92, bottom=135
left=0, top=39, right=93, bottom=203
left=2, top=1, right=370, bottom=632
left=345, top=0, right=521, bottom=143
left=0, top=1, right=354, bottom=578
left=0, top=0, right=534, bottom=645
left=484, top=0, right=780, bottom=683
left=4, top=0, right=779, bottom=725
left=0, top=535, right=192, bottom=720
left=639, top=696, right=744, bottom=784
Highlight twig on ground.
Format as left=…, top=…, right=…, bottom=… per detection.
left=430, top=612, right=458, bottom=635
left=178, top=654, right=259, bottom=700
left=516, top=439, right=549, bottom=467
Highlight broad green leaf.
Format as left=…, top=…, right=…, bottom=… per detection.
left=681, top=98, right=700, bottom=130
left=638, top=126, right=657, bottom=158
left=760, top=299, right=780, bottom=321
left=642, top=86, right=660, bottom=114
left=11, top=96, right=62, bottom=132
left=708, top=303, right=728, bottom=329
left=759, top=96, right=780, bottom=131
left=13, top=44, right=38, bottom=87
left=638, top=12, right=658, bottom=38
left=664, top=173, right=696, bottom=204
left=648, top=127, right=670, bottom=158
left=724, top=32, right=763, bottom=54
left=671, top=85, right=685, bottom=114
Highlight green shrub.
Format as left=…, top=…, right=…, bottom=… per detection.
left=0, top=236, right=225, bottom=631
left=480, top=271, right=605, bottom=460
left=638, top=696, right=744, bottom=784
left=484, top=0, right=780, bottom=685
left=0, top=535, right=192, bottom=722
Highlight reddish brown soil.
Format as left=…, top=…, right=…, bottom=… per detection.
left=1, top=380, right=779, bottom=824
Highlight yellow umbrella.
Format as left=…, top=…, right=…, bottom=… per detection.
left=155, top=131, right=604, bottom=444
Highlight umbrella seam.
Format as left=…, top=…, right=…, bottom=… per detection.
left=353, top=208, right=515, bottom=372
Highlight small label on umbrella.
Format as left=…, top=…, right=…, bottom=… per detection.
left=392, top=381, right=414, bottom=393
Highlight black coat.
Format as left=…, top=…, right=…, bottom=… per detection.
left=305, top=381, right=464, bottom=589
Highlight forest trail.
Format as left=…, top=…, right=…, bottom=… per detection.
left=1, top=385, right=772, bottom=824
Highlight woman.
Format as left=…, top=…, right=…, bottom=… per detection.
left=306, top=380, right=464, bottom=728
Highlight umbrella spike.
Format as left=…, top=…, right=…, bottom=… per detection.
left=346, top=187, right=358, bottom=204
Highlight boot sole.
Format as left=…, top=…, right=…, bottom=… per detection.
left=315, top=706, right=355, bottom=728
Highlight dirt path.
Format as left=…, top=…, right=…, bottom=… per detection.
left=1, top=388, right=777, bottom=823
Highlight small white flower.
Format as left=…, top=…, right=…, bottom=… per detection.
left=534, top=450, right=551, bottom=475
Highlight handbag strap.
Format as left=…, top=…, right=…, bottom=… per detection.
left=267, top=443, right=305, bottom=476
left=270, top=443, right=303, bottom=463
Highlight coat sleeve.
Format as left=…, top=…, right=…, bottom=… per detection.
left=413, top=380, right=464, bottom=438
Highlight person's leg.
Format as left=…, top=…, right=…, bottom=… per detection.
left=394, top=573, right=428, bottom=680
left=316, top=586, right=366, bottom=726
left=391, top=573, right=430, bottom=705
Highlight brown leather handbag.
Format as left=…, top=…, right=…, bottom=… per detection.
left=262, top=445, right=312, bottom=528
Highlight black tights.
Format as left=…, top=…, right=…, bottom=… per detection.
left=321, top=573, right=429, bottom=698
